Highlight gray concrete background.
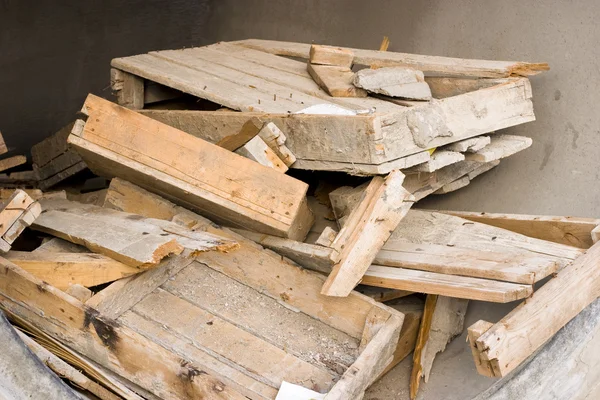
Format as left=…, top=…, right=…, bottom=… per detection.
left=205, top=0, right=600, bottom=218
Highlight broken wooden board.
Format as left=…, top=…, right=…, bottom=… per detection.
left=32, top=198, right=238, bottom=268
left=444, top=135, right=491, bottom=152
left=323, top=171, right=414, bottom=297
left=115, top=45, right=536, bottom=164
left=408, top=150, right=464, bottom=173
left=110, top=69, right=144, bottom=109
left=38, top=161, right=88, bottom=191
left=235, top=135, right=288, bottom=172
left=233, top=39, right=550, bottom=78
left=309, top=45, right=354, bottom=68
left=433, top=175, right=470, bottom=194
left=0, top=189, right=41, bottom=252
left=464, top=134, right=532, bottom=162
left=69, top=94, right=314, bottom=240
left=215, top=116, right=263, bottom=151
left=257, top=122, right=296, bottom=166
left=4, top=251, right=140, bottom=290
left=307, top=63, right=367, bottom=97
left=362, top=266, right=533, bottom=303
left=410, top=294, right=437, bottom=400
left=315, top=226, right=338, bottom=247
left=0, top=155, right=26, bottom=173
left=473, top=240, right=600, bottom=377
left=419, top=296, right=468, bottom=382
left=425, top=77, right=509, bottom=98
left=437, top=210, right=600, bottom=249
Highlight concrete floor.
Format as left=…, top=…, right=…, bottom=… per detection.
left=203, top=2, right=600, bottom=399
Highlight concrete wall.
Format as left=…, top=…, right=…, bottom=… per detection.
left=0, top=0, right=211, bottom=157
left=205, top=0, right=600, bottom=218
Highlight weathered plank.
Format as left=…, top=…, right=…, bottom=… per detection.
left=307, top=63, right=367, bottom=97
left=69, top=94, right=313, bottom=239
left=233, top=39, right=550, bottom=78
left=4, top=251, right=140, bottom=290
left=235, top=136, right=288, bottom=172
left=323, top=171, right=414, bottom=297
left=437, top=211, right=600, bottom=249
left=0, top=155, right=26, bottom=173
left=362, top=265, right=533, bottom=302
left=309, top=45, right=354, bottom=68
left=464, top=134, right=532, bottom=162
left=474, top=240, right=600, bottom=377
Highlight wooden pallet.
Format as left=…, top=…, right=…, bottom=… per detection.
left=109, top=41, right=536, bottom=175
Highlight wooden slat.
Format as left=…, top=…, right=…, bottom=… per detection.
left=70, top=94, right=313, bottom=239
left=425, top=77, right=508, bottom=98
left=0, top=155, right=26, bottom=173
left=4, top=251, right=140, bottom=290
left=233, top=39, right=549, bottom=78
left=374, top=241, right=558, bottom=284
left=323, top=171, right=414, bottom=297
left=409, top=294, right=437, bottom=400
left=474, top=240, right=600, bottom=377
left=437, top=210, right=600, bottom=249
left=362, top=265, right=533, bottom=303
left=464, top=134, right=532, bottom=162
left=33, top=199, right=237, bottom=268
left=307, top=64, right=367, bottom=98
left=0, top=257, right=248, bottom=400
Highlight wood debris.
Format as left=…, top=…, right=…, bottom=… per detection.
left=4, top=38, right=595, bottom=400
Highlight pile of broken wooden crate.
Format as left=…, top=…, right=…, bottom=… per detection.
left=1, top=38, right=598, bottom=400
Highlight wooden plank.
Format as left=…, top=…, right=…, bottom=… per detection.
left=467, top=320, right=495, bottom=377
left=309, top=45, right=354, bottom=68
left=0, top=257, right=249, bottom=400
left=474, top=240, right=600, bottom=377
left=593, top=225, right=600, bottom=244
left=307, top=64, right=367, bottom=97
left=4, top=251, right=140, bottom=290
left=437, top=211, right=600, bottom=249
left=33, top=237, right=89, bottom=254
left=65, top=283, right=93, bottom=302
left=433, top=174, right=471, bottom=194
left=0, top=155, right=26, bottom=173
left=324, top=315, right=403, bottom=400
left=137, top=110, right=381, bottom=165
left=444, top=135, right=491, bottom=152
left=323, top=171, right=414, bottom=297
left=354, top=67, right=431, bottom=100
left=235, top=136, right=288, bottom=173
left=37, top=161, right=87, bottom=191
left=233, top=39, right=550, bottom=78
left=110, top=69, right=144, bottom=109
left=32, top=199, right=237, bottom=268
left=362, top=265, right=533, bottom=303
left=464, top=134, right=532, bottom=162
left=133, top=288, right=338, bottom=391
left=215, top=117, right=262, bottom=151
left=425, top=77, right=508, bottom=98
left=374, top=241, right=558, bottom=284
left=409, top=294, right=437, bottom=400
left=408, top=150, right=464, bottom=173
left=232, top=229, right=335, bottom=274
left=31, top=122, right=75, bottom=167
left=419, top=296, right=468, bottom=382
left=0, top=189, right=35, bottom=238
left=257, top=122, right=296, bottom=167
left=102, top=178, right=403, bottom=340
left=0, top=131, right=7, bottom=155
left=33, top=151, right=82, bottom=180
left=315, top=226, right=338, bottom=247
left=70, top=95, right=313, bottom=240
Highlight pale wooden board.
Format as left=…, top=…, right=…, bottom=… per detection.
left=323, top=171, right=414, bottom=297
left=0, top=155, right=26, bottom=173
left=474, top=240, right=600, bottom=377
left=433, top=175, right=471, bottom=194
left=437, top=210, right=600, bottom=249
left=362, top=266, right=533, bottom=303
left=310, top=44, right=355, bottom=68
left=33, top=237, right=89, bottom=254
left=71, top=94, right=313, bottom=240
left=425, top=77, right=508, bottom=98
left=233, top=39, right=549, bottom=78
left=408, top=150, right=464, bottom=173
left=443, top=135, right=491, bottom=152
left=235, top=136, right=288, bottom=173
left=4, top=251, right=140, bottom=290
left=464, top=134, right=532, bottom=162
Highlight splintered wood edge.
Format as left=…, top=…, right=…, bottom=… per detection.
left=71, top=119, right=86, bottom=137
left=467, top=320, right=496, bottom=377
left=410, top=294, right=438, bottom=400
